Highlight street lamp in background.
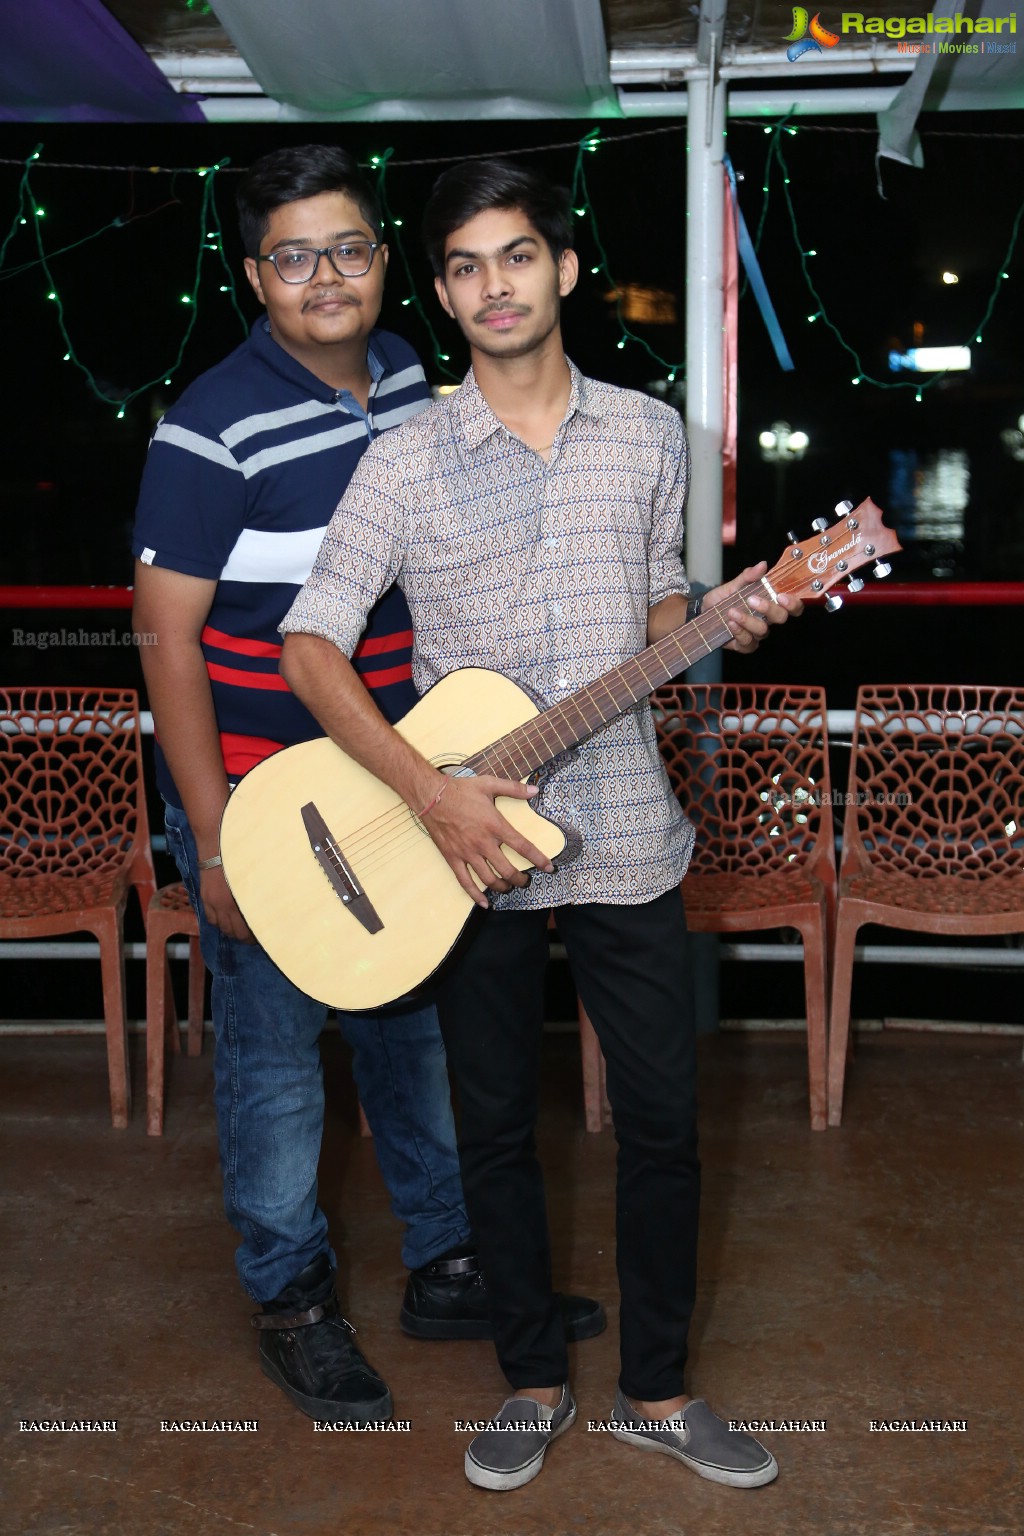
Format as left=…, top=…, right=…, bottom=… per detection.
left=758, top=420, right=810, bottom=521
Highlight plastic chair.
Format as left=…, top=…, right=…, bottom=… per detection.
left=579, top=683, right=836, bottom=1132
left=0, top=688, right=159, bottom=1127
left=827, top=684, right=1024, bottom=1126
left=145, top=883, right=205, bottom=1136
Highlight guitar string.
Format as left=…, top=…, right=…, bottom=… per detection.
left=316, top=521, right=882, bottom=884
left=310, top=564, right=820, bottom=880
left=335, top=576, right=773, bottom=865
left=325, top=572, right=813, bottom=880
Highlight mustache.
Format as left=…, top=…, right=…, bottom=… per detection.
left=303, top=289, right=360, bottom=310
left=474, top=302, right=531, bottom=323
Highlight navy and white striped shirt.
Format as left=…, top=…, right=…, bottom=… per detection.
left=132, top=319, right=430, bottom=805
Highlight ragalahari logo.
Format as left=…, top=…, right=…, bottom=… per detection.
left=786, top=8, right=841, bottom=61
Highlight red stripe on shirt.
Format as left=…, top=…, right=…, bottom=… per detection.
left=358, top=661, right=413, bottom=688
left=220, top=731, right=285, bottom=776
left=353, top=628, right=413, bottom=658
left=202, top=624, right=283, bottom=659
left=206, top=660, right=293, bottom=691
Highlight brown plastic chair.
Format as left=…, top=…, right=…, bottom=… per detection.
left=0, top=687, right=159, bottom=1127
left=579, top=683, right=836, bottom=1132
left=145, top=883, right=205, bottom=1136
left=827, top=684, right=1024, bottom=1126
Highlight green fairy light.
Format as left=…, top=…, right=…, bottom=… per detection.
left=10, top=147, right=247, bottom=413
left=569, top=127, right=683, bottom=381
left=758, top=127, right=1024, bottom=394
left=371, top=148, right=459, bottom=382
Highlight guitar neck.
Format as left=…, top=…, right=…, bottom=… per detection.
left=466, top=579, right=764, bottom=780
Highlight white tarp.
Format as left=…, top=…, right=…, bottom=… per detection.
left=207, top=0, right=620, bottom=119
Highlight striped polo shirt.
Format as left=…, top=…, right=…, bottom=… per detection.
left=132, top=319, right=430, bottom=806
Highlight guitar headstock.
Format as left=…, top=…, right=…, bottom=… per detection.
left=765, top=498, right=902, bottom=612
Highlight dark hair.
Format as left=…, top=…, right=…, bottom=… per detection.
left=421, top=158, right=573, bottom=277
left=236, top=144, right=383, bottom=258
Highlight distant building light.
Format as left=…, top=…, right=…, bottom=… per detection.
left=941, top=271, right=959, bottom=285
left=888, top=346, right=971, bottom=374
left=603, top=284, right=678, bottom=325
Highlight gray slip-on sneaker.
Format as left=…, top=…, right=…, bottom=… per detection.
left=465, top=1386, right=576, bottom=1491
left=609, top=1388, right=778, bottom=1488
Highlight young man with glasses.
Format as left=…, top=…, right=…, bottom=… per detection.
left=280, top=158, right=798, bottom=1492
left=132, top=145, right=604, bottom=1429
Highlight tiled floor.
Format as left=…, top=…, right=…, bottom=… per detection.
left=1, top=1025, right=1021, bottom=1536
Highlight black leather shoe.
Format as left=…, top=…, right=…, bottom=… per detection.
left=399, top=1252, right=606, bottom=1342
left=254, top=1253, right=392, bottom=1423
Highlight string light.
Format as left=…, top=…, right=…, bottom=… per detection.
left=0, top=146, right=248, bottom=418
left=370, top=147, right=459, bottom=382
left=752, top=127, right=1024, bottom=397
left=4, top=126, right=1018, bottom=414
left=568, top=128, right=683, bottom=386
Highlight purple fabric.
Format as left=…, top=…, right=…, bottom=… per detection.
left=0, top=0, right=206, bottom=122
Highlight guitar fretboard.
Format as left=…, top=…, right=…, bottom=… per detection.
left=465, top=579, right=764, bottom=780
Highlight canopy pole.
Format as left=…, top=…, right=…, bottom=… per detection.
left=684, top=65, right=726, bottom=591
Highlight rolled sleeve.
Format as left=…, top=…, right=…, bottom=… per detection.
left=648, top=409, right=691, bottom=607
left=280, top=442, right=406, bottom=655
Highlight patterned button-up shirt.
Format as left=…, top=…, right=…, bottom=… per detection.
left=281, top=361, right=696, bottom=908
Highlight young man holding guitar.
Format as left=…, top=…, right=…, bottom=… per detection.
left=279, top=159, right=800, bottom=1490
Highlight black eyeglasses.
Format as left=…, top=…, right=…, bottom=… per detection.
left=257, top=241, right=380, bottom=284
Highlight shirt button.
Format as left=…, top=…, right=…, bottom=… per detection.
left=544, top=536, right=557, bottom=549
left=556, top=676, right=570, bottom=690
left=550, top=602, right=563, bottom=617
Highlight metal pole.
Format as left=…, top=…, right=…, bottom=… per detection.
left=684, top=63, right=726, bottom=593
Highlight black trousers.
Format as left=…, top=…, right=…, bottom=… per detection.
left=434, top=889, right=700, bottom=1401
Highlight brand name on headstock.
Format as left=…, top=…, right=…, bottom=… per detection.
left=807, top=532, right=861, bottom=576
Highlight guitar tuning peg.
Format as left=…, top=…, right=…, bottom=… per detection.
left=835, top=500, right=853, bottom=517
left=873, top=560, right=892, bottom=579
left=847, top=577, right=865, bottom=594
left=787, top=529, right=799, bottom=545
left=811, top=516, right=830, bottom=533
left=824, top=593, right=844, bottom=613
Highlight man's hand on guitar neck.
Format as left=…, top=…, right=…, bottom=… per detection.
left=414, top=771, right=555, bottom=910
left=649, top=562, right=803, bottom=652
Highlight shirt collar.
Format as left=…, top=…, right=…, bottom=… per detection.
left=453, top=358, right=607, bottom=450
left=251, top=317, right=388, bottom=401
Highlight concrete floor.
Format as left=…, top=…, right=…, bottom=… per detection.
left=1, top=1025, right=1021, bottom=1536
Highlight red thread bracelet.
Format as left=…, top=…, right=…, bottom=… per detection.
left=417, top=780, right=449, bottom=820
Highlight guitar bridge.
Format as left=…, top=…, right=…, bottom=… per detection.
left=301, top=802, right=383, bottom=936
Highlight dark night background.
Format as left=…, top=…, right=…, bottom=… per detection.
left=2, top=110, right=1021, bottom=1025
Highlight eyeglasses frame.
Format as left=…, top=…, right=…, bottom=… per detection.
left=256, top=241, right=381, bottom=284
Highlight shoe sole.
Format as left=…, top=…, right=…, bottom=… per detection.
left=465, top=1403, right=577, bottom=1491
left=259, top=1354, right=393, bottom=1424
left=610, top=1427, right=779, bottom=1488
left=399, top=1305, right=608, bottom=1344
left=399, top=1307, right=494, bottom=1340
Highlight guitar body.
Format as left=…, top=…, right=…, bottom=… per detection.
left=219, top=667, right=567, bottom=1011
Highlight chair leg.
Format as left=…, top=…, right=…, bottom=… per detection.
left=95, top=910, right=131, bottom=1129
left=146, top=921, right=170, bottom=1136
left=827, top=916, right=860, bottom=1128
left=186, top=936, right=205, bottom=1057
left=164, top=955, right=182, bottom=1056
left=800, top=916, right=829, bottom=1133
left=577, top=998, right=611, bottom=1133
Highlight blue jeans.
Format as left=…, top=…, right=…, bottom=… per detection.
left=165, top=803, right=471, bottom=1300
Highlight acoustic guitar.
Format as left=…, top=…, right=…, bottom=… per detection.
left=219, top=497, right=900, bottom=1010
